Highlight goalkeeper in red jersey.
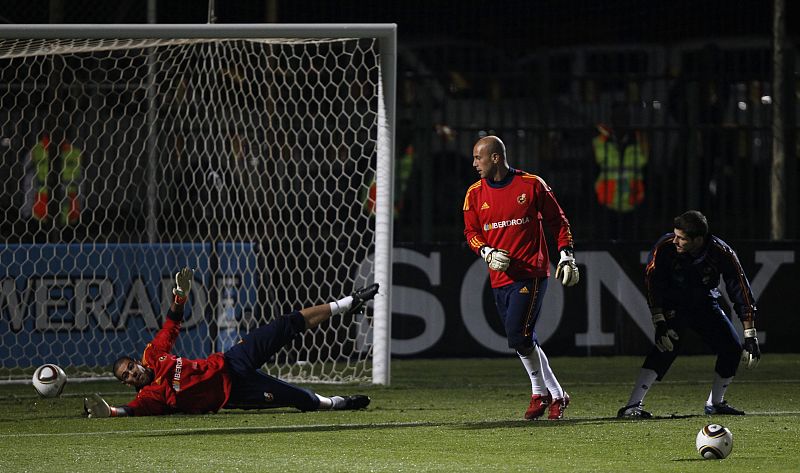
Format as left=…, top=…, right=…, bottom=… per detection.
left=463, top=135, right=579, bottom=420
left=84, top=268, right=377, bottom=418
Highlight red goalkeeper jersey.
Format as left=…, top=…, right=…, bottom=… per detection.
left=125, top=318, right=233, bottom=416
left=463, top=168, right=574, bottom=288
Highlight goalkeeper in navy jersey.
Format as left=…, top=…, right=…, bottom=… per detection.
left=83, top=268, right=377, bottom=418
left=618, top=210, right=761, bottom=418
left=463, top=135, right=579, bottom=420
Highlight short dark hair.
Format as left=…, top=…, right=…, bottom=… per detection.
left=112, top=355, right=134, bottom=381
left=674, top=210, right=708, bottom=238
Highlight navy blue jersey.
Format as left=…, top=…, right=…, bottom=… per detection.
left=644, top=233, right=756, bottom=323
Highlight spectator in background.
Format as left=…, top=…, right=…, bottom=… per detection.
left=592, top=102, right=648, bottom=237
left=22, top=133, right=51, bottom=221
left=21, top=133, right=83, bottom=225
left=59, top=138, right=82, bottom=225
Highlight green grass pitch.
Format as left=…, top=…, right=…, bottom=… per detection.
left=2, top=355, right=799, bottom=472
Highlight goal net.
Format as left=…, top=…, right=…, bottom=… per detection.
left=0, top=25, right=395, bottom=385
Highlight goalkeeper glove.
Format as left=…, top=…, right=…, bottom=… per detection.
left=741, top=328, right=761, bottom=369
left=555, top=248, right=579, bottom=286
left=652, top=311, right=679, bottom=352
left=83, top=393, right=111, bottom=418
left=349, top=283, right=380, bottom=315
left=173, top=267, right=193, bottom=298
left=480, top=246, right=511, bottom=272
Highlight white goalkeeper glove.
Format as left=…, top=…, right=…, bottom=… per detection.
left=173, top=267, right=193, bottom=298
left=555, top=248, right=579, bottom=286
left=480, top=246, right=511, bottom=272
left=83, top=393, right=111, bottom=418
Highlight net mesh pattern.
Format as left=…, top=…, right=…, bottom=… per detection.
left=0, top=37, right=381, bottom=384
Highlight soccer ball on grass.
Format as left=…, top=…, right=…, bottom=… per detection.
left=32, top=364, right=67, bottom=398
left=696, top=423, right=733, bottom=459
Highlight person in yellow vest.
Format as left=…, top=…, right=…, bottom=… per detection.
left=362, top=143, right=415, bottom=217
left=27, top=133, right=51, bottom=221
left=59, top=139, right=82, bottom=225
left=592, top=104, right=649, bottom=213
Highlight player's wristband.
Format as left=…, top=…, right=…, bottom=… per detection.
left=743, top=328, right=757, bottom=338
left=109, top=406, right=132, bottom=417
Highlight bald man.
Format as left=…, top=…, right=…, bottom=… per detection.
left=463, top=135, right=579, bottom=420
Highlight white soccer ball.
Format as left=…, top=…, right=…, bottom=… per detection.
left=696, top=424, right=733, bottom=459
left=32, top=364, right=67, bottom=398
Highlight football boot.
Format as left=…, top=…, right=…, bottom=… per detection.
left=548, top=392, right=570, bottom=420
left=704, top=400, right=745, bottom=415
left=616, top=401, right=653, bottom=419
left=524, top=393, right=552, bottom=420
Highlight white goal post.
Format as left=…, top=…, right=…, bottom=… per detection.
left=0, top=24, right=395, bottom=385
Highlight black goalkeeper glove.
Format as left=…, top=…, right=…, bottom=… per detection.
left=349, top=283, right=379, bottom=315
left=652, top=311, right=679, bottom=352
left=741, top=328, right=761, bottom=369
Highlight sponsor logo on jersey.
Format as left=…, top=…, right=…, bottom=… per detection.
left=159, top=355, right=166, bottom=362
left=480, top=202, right=490, bottom=210
left=483, top=216, right=531, bottom=231
left=172, top=357, right=183, bottom=392
left=517, top=193, right=527, bottom=204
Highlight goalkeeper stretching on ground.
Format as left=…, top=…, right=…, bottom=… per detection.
left=84, top=268, right=378, bottom=418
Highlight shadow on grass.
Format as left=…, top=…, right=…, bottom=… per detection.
left=131, top=412, right=711, bottom=438
left=135, top=421, right=440, bottom=437
left=455, top=413, right=703, bottom=430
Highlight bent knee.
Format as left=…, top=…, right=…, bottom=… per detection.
left=516, top=346, right=535, bottom=356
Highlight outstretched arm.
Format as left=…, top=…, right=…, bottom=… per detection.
left=167, top=266, right=194, bottom=321
left=144, top=268, right=194, bottom=361
left=83, top=394, right=132, bottom=418
left=83, top=393, right=170, bottom=418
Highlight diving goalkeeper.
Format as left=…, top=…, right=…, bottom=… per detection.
left=84, top=268, right=378, bottom=417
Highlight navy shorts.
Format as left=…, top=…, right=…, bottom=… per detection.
left=223, top=311, right=319, bottom=411
left=493, top=277, right=548, bottom=350
left=643, top=301, right=743, bottom=380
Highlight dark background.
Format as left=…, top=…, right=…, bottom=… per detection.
left=0, top=1, right=797, bottom=361
left=2, top=1, right=794, bottom=45
left=2, top=0, right=798, bottom=244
